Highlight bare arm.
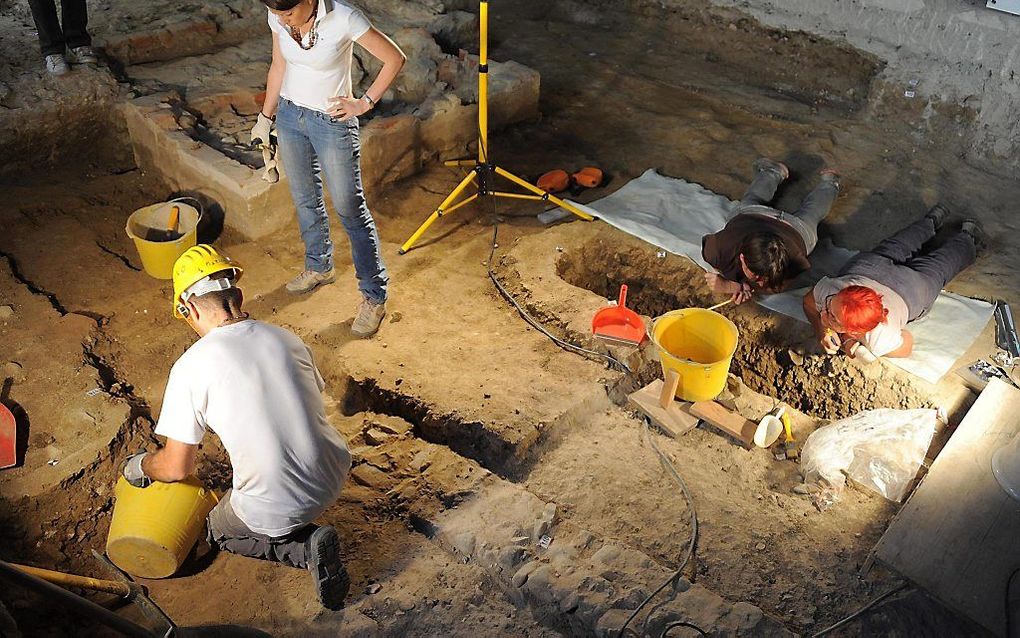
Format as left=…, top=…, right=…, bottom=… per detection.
left=883, top=329, right=914, bottom=358
left=328, top=28, right=406, bottom=119
left=803, top=288, right=840, bottom=354
left=261, top=32, right=287, bottom=118
left=357, top=27, right=406, bottom=103
left=141, top=439, right=198, bottom=483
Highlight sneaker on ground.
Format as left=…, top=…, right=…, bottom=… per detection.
left=286, top=268, right=336, bottom=295
left=45, top=54, right=69, bottom=76
left=305, top=526, right=350, bottom=611
left=819, top=168, right=842, bottom=191
left=67, top=46, right=98, bottom=65
left=961, top=219, right=988, bottom=252
left=752, top=157, right=790, bottom=181
left=351, top=297, right=386, bottom=338
left=925, top=203, right=951, bottom=230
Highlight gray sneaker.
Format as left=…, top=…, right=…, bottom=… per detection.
left=351, top=297, right=386, bottom=338
left=67, top=46, right=98, bottom=65
left=45, top=54, right=69, bottom=76
left=752, top=157, right=790, bottom=181
left=286, top=268, right=335, bottom=295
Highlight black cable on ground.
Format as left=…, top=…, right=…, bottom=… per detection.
left=809, top=583, right=910, bottom=637
left=484, top=207, right=631, bottom=374
left=611, top=416, right=701, bottom=638
left=660, top=621, right=709, bottom=637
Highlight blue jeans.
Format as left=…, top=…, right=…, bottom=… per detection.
left=276, top=99, right=388, bottom=304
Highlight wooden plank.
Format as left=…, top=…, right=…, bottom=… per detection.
left=872, top=378, right=1020, bottom=636
left=688, top=401, right=755, bottom=448
left=659, top=370, right=680, bottom=410
left=628, top=380, right=699, bottom=438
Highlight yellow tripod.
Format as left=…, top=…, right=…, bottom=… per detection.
left=398, top=0, right=593, bottom=255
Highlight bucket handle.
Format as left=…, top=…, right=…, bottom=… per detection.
left=168, top=196, right=205, bottom=221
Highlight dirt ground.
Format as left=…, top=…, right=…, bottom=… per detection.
left=1, top=0, right=1014, bottom=636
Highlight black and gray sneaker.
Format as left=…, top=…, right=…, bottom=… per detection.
left=752, top=157, right=790, bottom=181
left=961, top=219, right=988, bottom=253
left=306, top=526, right=350, bottom=610
left=67, top=46, right=98, bottom=65
left=925, top=204, right=951, bottom=230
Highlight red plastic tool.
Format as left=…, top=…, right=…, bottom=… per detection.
left=592, top=284, right=646, bottom=347
left=1, top=378, right=16, bottom=469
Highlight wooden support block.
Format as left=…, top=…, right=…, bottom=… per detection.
left=687, top=401, right=755, bottom=448
left=628, top=379, right=699, bottom=438
left=659, top=370, right=680, bottom=410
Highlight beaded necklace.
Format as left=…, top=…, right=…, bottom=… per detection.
left=287, top=1, right=318, bottom=50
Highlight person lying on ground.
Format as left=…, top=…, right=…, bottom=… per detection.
left=803, top=205, right=985, bottom=359
left=120, top=245, right=353, bottom=610
left=251, top=0, right=406, bottom=338
left=702, top=157, right=840, bottom=304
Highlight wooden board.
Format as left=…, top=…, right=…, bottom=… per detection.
left=628, top=380, right=699, bottom=438
left=688, top=401, right=755, bottom=448
left=872, top=378, right=1020, bottom=636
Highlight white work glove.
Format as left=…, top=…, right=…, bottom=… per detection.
left=122, top=452, right=151, bottom=488
left=250, top=113, right=275, bottom=147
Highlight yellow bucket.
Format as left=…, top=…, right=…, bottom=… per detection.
left=651, top=308, right=739, bottom=402
left=106, top=476, right=218, bottom=579
left=125, top=201, right=201, bottom=280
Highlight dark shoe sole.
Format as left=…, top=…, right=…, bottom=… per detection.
left=307, top=526, right=350, bottom=610
left=286, top=273, right=336, bottom=296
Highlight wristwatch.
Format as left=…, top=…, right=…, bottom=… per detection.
left=362, top=94, right=376, bottom=108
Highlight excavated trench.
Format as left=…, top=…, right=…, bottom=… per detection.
left=554, top=236, right=935, bottom=420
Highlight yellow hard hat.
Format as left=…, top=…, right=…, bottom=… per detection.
left=171, top=244, right=243, bottom=318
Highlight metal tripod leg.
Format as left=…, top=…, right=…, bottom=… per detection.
left=400, top=169, right=479, bottom=254
left=492, top=166, right=595, bottom=221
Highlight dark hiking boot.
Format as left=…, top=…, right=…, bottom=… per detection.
left=306, top=526, right=350, bottom=610
left=961, top=219, right=988, bottom=254
left=925, top=204, right=951, bottom=230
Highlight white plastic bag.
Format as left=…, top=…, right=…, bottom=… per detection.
left=800, top=408, right=937, bottom=504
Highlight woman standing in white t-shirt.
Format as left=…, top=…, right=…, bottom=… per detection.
left=251, top=0, right=405, bottom=338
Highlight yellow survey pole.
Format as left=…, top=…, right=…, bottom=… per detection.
left=398, top=0, right=595, bottom=255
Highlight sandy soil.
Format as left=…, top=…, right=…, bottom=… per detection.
left=1, top=0, right=1014, bottom=636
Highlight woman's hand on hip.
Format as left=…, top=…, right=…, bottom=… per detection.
left=328, top=95, right=371, bottom=120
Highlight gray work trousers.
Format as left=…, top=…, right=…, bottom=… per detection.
left=735, top=165, right=838, bottom=253
left=840, top=216, right=976, bottom=320
left=206, top=490, right=314, bottom=569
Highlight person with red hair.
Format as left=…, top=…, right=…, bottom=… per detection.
left=803, top=205, right=985, bottom=359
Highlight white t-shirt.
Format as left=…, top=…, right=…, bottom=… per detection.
left=154, top=320, right=351, bottom=536
left=268, top=0, right=372, bottom=113
left=812, top=275, right=909, bottom=357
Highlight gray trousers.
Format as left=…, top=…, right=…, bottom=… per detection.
left=206, top=490, right=314, bottom=569
left=735, top=165, right=838, bottom=253
left=841, top=216, right=976, bottom=320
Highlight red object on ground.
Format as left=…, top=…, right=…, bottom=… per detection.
left=592, top=284, right=646, bottom=346
left=537, top=169, right=570, bottom=193
left=0, top=403, right=15, bottom=469
left=572, top=166, right=604, bottom=189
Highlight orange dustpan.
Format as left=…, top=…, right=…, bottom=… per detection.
left=1, top=379, right=15, bottom=469
left=592, top=284, right=646, bottom=347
